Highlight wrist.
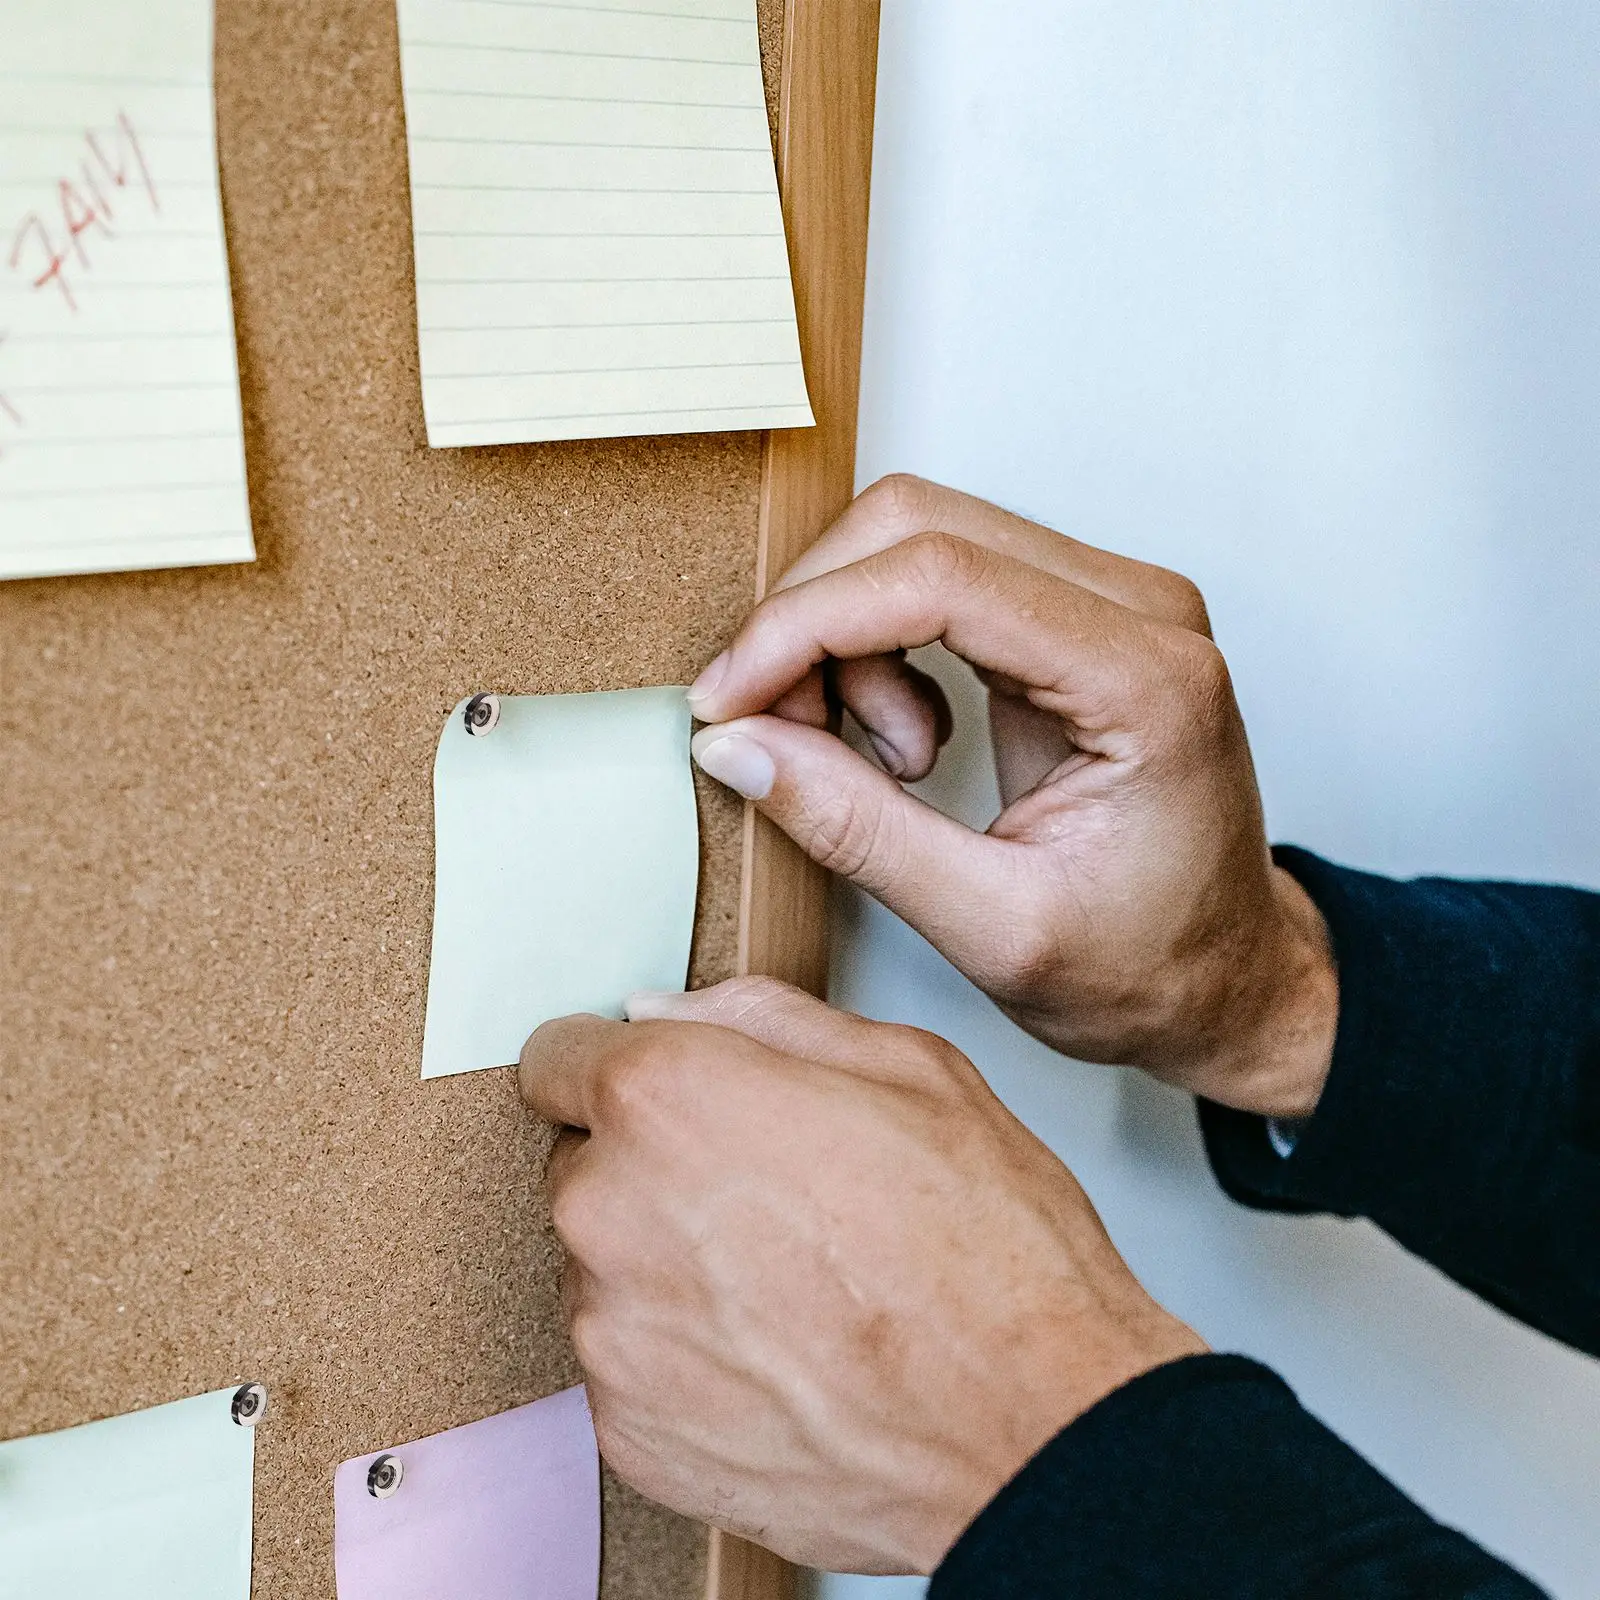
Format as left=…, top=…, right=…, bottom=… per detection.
left=922, top=1305, right=1208, bottom=1573
left=1214, top=869, right=1338, bottom=1119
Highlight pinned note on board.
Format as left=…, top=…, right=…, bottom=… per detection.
left=335, top=1385, right=600, bottom=1600
left=0, top=0, right=253, bottom=581
left=394, top=0, right=814, bottom=446
left=422, top=686, right=699, bottom=1079
left=0, top=1383, right=261, bottom=1600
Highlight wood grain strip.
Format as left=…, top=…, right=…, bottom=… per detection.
left=740, top=0, right=882, bottom=997
left=712, top=0, right=882, bottom=1595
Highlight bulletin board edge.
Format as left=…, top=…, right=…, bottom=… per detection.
left=715, top=0, right=884, bottom=1596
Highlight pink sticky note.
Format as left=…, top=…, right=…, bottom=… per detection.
left=334, top=1386, right=599, bottom=1600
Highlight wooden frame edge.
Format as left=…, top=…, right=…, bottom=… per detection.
left=739, top=0, right=882, bottom=998
left=711, top=1, right=883, bottom=1597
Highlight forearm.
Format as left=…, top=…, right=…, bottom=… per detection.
left=1201, top=849, right=1600, bottom=1356
left=930, top=1355, right=1544, bottom=1599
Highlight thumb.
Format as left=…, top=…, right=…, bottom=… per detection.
left=626, top=979, right=961, bottom=1091
left=690, top=714, right=1018, bottom=959
left=625, top=976, right=882, bottom=1066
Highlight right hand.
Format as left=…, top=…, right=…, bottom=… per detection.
left=521, top=978, right=1205, bottom=1574
left=688, top=475, right=1337, bottom=1120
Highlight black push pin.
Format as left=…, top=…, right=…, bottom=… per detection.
left=367, top=1452, right=404, bottom=1499
left=463, top=693, right=501, bottom=737
left=230, top=1383, right=268, bottom=1427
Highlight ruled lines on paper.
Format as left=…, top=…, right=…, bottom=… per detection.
left=0, top=0, right=252, bottom=582
left=396, top=0, right=814, bottom=446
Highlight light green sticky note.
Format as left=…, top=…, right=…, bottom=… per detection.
left=422, top=687, right=701, bottom=1079
left=0, top=1386, right=256, bottom=1600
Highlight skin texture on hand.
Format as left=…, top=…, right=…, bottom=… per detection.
left=688, top=475, right=1339, bottom=1121
left=520, top=978, right=1206, bottom=1576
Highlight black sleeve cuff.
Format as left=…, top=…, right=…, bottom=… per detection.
left=930, top=1354, right=1543, bottom=1599
left=1199, top=847, right=1600, bottom=1355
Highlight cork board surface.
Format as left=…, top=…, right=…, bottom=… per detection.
left=0, top=0, right=792, bottom=1594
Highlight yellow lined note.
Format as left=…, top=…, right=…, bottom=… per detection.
left=395, top=0, right=814, bottom=447
left=0, top=0, right=253, bottom=582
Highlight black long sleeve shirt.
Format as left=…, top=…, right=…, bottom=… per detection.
left=930, top=847, right=1600, bottom=1598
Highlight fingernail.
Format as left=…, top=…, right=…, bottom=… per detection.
left=687, top=651, right=730, bottom=707
left=866, top=730, right=908, bottom=778
left=624, top=991, right=685, bottom=1021
left=691, top=729, right=775, bottom=800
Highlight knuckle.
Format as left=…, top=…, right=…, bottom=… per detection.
left=995, top=910, right=1064, bottom=1002
left=1159, top=572, right=1213, bottom=637
left=702, top=974, right=796, bottom=1029
left=588, top=1411, right=631, bottom=1477
left=1185, top=632, right=1234, bottom=702
left=895, top=1024, right=974, bottom=1084
left=588, top=1416, right=666, bottom=1509
left=711, top=974, right=789, bottom=1013
left=968, top=869, right=1068, bottom=1004
left=549, top=1175, right=608, bottom=1260
left=569, top=1306, right=621, bottom=1382
left=799, top=785, right=902, bottom=885
left=900, top=528, right=987, bottom=592
left=1163, top=633, right=1236, bottom=736
left=860, top=471, right=936, bottom=531
left=596, top=1039, right=685, bottom=1125
left=548, top=1184, right=587, bottom=1252
left=518, top=1015, right=563, bottom=1072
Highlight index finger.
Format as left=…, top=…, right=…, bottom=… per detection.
left=518, top=1013, right=630, bottom=1130
left=688, top=532, right=1166, bottom=735
left=779, top=475, right=1212, bottom=638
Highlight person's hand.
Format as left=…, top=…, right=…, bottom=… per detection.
left=687, top=476, right=1337, bottom=1120
left=520, top=978, right=1204, bottom=1575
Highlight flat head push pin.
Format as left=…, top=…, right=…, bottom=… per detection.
left=463, top=693, right=501, bottom=736
left=367, top=1452, right=404, bottom=1499
left=231, top=1382, right=269, bottom=1426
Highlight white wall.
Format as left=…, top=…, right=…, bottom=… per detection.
left=816, top=4, right=1600, bottom=1596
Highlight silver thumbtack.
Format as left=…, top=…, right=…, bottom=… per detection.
left=463, top=693, right=501, bottom=736
left=230, top=1383, right=268, bottom=1427
left=367, top=1453, right=404, bottom=1499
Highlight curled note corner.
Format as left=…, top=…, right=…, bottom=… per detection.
left=420, top=686, right=700, bottom=1079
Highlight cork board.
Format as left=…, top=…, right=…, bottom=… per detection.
left=0, top=1, right=877, bottom=1596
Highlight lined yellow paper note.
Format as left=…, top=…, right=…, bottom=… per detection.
left=0, top=0, right=253, bottom=582
left=395, top=0, right=814, bottom=447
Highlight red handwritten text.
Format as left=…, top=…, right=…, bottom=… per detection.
left=87, top=115, right=159, bottom=217
left=7, top=112, right=158, bottom=314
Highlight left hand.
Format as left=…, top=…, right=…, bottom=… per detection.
left=519, top=977, right=1205, bottom=1575
left=685, top=476, right=1336, bottom=1120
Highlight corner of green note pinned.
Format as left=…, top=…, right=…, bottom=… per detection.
left=421, top=685, right=701, bottom=1080
left=0, top=1385, right=258, bottom=1600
